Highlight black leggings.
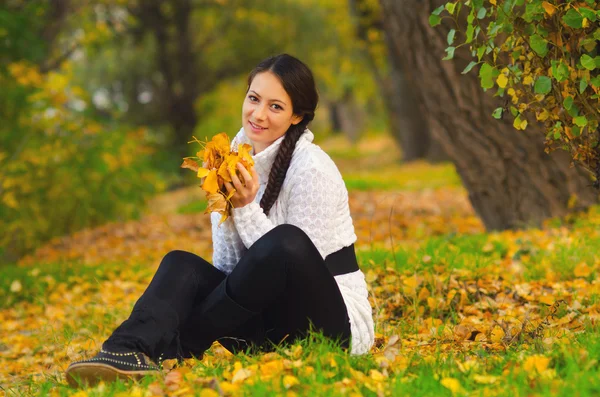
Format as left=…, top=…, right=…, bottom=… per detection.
left=103, top=224, right=351, bottom=360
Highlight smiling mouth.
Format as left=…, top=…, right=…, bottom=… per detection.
left=249, top=121, right=267, bottom=130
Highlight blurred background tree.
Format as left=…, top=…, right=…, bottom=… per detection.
left=4, top=0, right=597, bottom=265
left=0, top=0, right=386, bottom=263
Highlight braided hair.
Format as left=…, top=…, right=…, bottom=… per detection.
left=246, top=54, right=319, bottom=216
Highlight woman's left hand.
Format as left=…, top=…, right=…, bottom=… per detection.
left=225, top=162, right=259, bottom=208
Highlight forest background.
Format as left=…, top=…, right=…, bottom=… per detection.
left=2, top=0, right=600, bottom=396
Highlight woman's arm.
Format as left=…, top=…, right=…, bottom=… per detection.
left=211, top=212, right=246, bottom=274
left=232, top=166, right=343, bottom=258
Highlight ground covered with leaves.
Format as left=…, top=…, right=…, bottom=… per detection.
left=2, top=135, right=600, bottom=396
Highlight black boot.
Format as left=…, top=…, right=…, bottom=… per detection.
left=65, top=296, right=180, bottom=388
left=65, top=349, right=160, bottom=387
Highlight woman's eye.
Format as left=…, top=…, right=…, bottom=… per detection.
left=249, top=95, right=258, bottom=102
left=271, top=104, right=282, bottom=110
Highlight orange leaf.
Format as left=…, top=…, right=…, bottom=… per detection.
left=181, top=158, right=199, bottom=172
left=202, top=170, right=219, bottom=194
left=238, top=143, right=255, bottom=167
left=542, top=1, right=556, bottom=16
left=197, top=167, right=210, bottom=178
left=206, top=193, right=228, bottom=213
left=212, top=132, right=231, bottom=156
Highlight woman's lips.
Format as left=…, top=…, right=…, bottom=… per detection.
left=249, top=121, right=267, bottom=132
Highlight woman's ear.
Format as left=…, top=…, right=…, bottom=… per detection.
left=291, top=114, right=303, bottom=126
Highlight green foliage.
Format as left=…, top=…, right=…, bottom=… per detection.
left=434, top=0, right=600, bottom=182
left=0, top=4, right=163, bottom=263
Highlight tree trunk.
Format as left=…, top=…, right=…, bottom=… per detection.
left=350, top=0, right=447, bottom=162
left=379, top=0, right=598, bottom=230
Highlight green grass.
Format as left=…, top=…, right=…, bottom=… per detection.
left=343, top=162, right=462, bottom=191
left=0, top=260, right=153, bottom=309
left=177, top=199, right=208, bottom=214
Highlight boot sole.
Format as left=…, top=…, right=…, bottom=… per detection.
left=66, top=362, right=157, bottom=388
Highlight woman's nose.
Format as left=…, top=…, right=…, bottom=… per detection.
left=253, top=104, right=267, bottom=120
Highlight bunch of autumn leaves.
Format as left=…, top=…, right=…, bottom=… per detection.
left=181, top=133, right=254, bottom=223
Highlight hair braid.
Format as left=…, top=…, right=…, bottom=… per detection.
left=260, top=122, right=308, bottom=216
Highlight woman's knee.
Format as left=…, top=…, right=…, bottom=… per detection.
left=159, top=250, right=210, bottom=276
left=262, top=224, right=316, bottom=258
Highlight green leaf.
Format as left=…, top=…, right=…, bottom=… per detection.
left=567, top=104, right=580, bottom=118
left=477, top=46, right=486, bottom=60
left=581, top=54, right=596, bottom=70
left=432, top=5, right=445, bottom=15
left=579, top=7, right=597, bottom=22
left=580, top=78, right=588, bottom=94
left=580, top=38, right=597, bottom=52
left=447, top=29, right=456, bottom=45
left=594, top=29, right=600, bottom=41
left=442, top=46, right=456, bottom=60
left=590, top=75, right=600, bottom=89
left=477, top=7, right=487, bottom=19
left=445, top=2, right=457, bottom=14
left=534, top=76, right=552, bottom=95
left=574, top=116, right=588, bottom=127
left=563, top=96, right=574, bottom=111
left=572, top=125, right=581, bottom=137
left=551, top=60, right=569, bottom=82
left=524, top=2, right=544, bottom=22
left=466, top=24, right=475, bottom=43
left=562, top=9, right=584, bottom=28
left=492, top=107, right=503, bottom=119
left=479, top=63, right=498, bottom=89
left=462, top=61, right=478, bottom=74
left=429, top=14, right=442, bottom=27
left=530, top=34, right=548, bottom=57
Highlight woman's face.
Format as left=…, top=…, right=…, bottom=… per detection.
left=242, top=71, right=302, bottom=154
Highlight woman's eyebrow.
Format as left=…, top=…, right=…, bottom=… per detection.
left=249, top=90, right=287, bottom=106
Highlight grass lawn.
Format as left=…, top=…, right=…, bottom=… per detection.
left=2, top=133, right=600, bottom=396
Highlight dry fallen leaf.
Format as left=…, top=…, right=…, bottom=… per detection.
left=181, top=134, right=255, bottom=223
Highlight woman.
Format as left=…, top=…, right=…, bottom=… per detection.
left=66, top=54, right=374, bottom=387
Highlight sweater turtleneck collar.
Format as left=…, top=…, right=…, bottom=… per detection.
left=232, top=126, right=314, bottom=184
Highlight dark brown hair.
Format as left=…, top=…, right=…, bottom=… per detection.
left=247, top=54, right=319, bottom=216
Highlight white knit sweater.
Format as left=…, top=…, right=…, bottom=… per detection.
left=210, top=127, right=375, bottom=355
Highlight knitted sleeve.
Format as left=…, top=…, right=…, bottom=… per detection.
left=211, top=212, right=246, bottom=274
left=232, top=166, right=342, bottom=257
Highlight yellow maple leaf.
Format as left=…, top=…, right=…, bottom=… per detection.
left=497, top=73, right=509, bottom=89
left=180, top=158, right=200, bottom=172
left=440, top=378, right=462, bottom=395
left=212, top=132, right=231, bottom=156
left=574, top=262, right=592, bottom=278
left=206, top=193, right=228, bottom=213
left=218, top=158, right=231, bottom=182
left=283, top=375, right=300, bottom=389
left=203, top=169, right=219, bottom=194
left=523, top=355, right=551, bottom=374
left=197, top=167, right=210, bottom=178
left=542, top=1, right=556, bottom=16
left=238, top=143, right=255, bottom=167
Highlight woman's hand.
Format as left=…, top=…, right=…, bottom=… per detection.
left=225, top=163, right=259, bottom=208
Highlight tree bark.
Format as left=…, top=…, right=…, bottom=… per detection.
left=350, top=0, right=447, bottom=162
left=379, top=0, right=598, bottom=230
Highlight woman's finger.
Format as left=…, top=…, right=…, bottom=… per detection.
left=237, top=163, right=253, bottom=186
left=229, top=167, right=244, bottom=191
left=224, top=181, right=235, bottom=193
